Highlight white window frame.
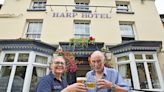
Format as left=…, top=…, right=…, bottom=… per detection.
left=74, top=0, right=90, bottom=11
left=0, top=51, right=52, bottom=92
left=115, top=52, right=164, bottom=91
left=30, top=0, right=46, bottom=10
left=74, top=20, right=90, bottom=38
left=119, top=22, right=136, bottom=42
left=25, top=20, right=43, bottom=40
left=120, top=24, right=134, bottom=37
left=116, top=2, right=131, bottom=12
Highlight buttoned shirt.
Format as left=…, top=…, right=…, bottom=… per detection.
left=36, top=72, right=68, bottom=92
left=86, top=67, right=130, bottom=92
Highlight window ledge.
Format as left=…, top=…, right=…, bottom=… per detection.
left=27, top=9, right=46, bottom=11
left=73, top=9, right=92, bottom=13
left=116, top=11, right=134, bottom=14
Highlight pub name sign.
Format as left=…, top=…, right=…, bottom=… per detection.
left=53, top=12, right=111, bottom=19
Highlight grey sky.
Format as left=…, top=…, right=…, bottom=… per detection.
left=0, top=0, right=164, bottom=14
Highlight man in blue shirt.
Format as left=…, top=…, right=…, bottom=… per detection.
left=37, top=57, right=87, bottom=92
left=86, top=51, right=130, bottom=92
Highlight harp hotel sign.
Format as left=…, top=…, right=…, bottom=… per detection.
left=53, top=12, right=111, bottom=19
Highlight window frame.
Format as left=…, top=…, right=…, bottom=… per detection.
left=74, top=20, right=91, bottom=38
left=115, top=52, right=163, bottom=90
left=25, top=20, right=43, bottom=40
left=27, top=0, right=46, bottom=11
left=119, top=22, right=136, bottom=42
left=73, top=0, right=91, bottom=12
left=116, top=1, right=134, bottom=14
left=0, top=51, right=51, bottom=92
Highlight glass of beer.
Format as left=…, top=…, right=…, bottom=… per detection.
left=77, top=77, right=86, bottom=83
left=86, top=81, right=96, bottom=89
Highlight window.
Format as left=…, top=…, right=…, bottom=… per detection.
left=30, top=67, right=46, bottom=92
left=116, top=1, right=133, bottom=13
left=26, top=20, right=43, bottom=40
left=18, top=53, right=29, bottom=62
left=119, top=22, right=135, bottom=42
left=11, top=66, right=26, bottom=92
left=116, top=3, right=128, bottom=12
left=134, top=54, right=143, bottom=60
left=117, top=56, right=129, bottom=62
left=35, top=55, right=48, bottom=64
left=147, top=63, right=160, bottom=88
left=116, top=53, right=161, bottom=90
left=118, top=64, right=133, bottom=88
left=0, top=50, right=51, bottom=91
left=146, top=55, right=154, bottom=60
left=117, top=55, right=132, bottom=88
left=73, top=0, right=91, bottom=12
left=137, top=63, right=149, bottom=89
left=0, top=66, right=12, bottom=91
left=3, top=53, right=15, bottom=62
left=74, top=20, right=90, bottom=38
left=29, top=0, right=46, bottom=10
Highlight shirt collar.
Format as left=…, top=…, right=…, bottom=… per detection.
left=49, top=71, right=64, bottom=81
left=91, top=67, right=107, bottom=76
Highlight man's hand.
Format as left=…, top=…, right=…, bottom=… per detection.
left=62, top=83, right=87, bottom=92
left=97, top=79, right=112, bottom=89
left=97, top=79, right=128, bottom=92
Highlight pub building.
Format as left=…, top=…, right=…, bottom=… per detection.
left=0, top=0, right=164, bottom=92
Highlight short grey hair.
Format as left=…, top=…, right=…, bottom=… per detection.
left=49, top=56, right=65, bottom=64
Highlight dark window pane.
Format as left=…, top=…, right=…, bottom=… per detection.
left=0, top=66, right=12, bottom=92
left=148, top=63, right=161, bottom=88
left=146, top=55, right=154, bottom=60
left=30, top=67, right=46, bottom=92
left=118, top=64, right=133, bottom=88
left=18, top=53, right=29, bottom=62
left=35, top=55, right=48, bottom=64
left=137, top=63, right=149, bottom=89
left=3, top=54, right=15, bottom=62
left=11, top=66, right=26, bottom=92
left=134, top=54, right=143, bottom=60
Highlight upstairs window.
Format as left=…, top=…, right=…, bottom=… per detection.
left=119, top=22, right=135, bottom=43
left=28, top=0, right=46, bottom=11
left=116, top=1, right=134, bottom=14
left=73, top=0, right=91, bottom=12
left=74, top=20, right=90, bottom=38
left=116, top=3, right=128, bottom=12
left=26, top=20, right=43, bottom=40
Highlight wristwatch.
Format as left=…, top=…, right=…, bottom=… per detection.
left=111, top=83, right=117, bottom=91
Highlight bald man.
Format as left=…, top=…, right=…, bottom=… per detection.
left=86, top=51, right=130, bottom=92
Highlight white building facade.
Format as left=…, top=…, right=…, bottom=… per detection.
left=0, top=0, right=164, bottom=92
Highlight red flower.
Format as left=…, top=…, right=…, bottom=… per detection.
left=89, top=36, right=94, bottom=40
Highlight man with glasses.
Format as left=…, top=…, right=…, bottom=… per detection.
left=37, top=56, right=87, bottom=92
left=86, top=51, right=130, bottom=92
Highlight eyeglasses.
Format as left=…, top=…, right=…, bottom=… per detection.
left=53, top=61, right=65, bottom=65
left=91, top=59, right=102, bottom=64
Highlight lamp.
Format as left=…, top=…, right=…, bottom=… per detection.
left=105, top=51, right=112, bottom=60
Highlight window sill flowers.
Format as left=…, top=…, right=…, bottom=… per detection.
left=69, top=36, right=95, bottom=46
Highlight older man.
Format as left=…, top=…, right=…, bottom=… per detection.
left=86, top=51, right=130, bottom=92
left=37, top=56, right=87, bottom=92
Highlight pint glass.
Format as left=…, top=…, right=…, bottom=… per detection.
left=76, top=77, right=86, bottom=83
